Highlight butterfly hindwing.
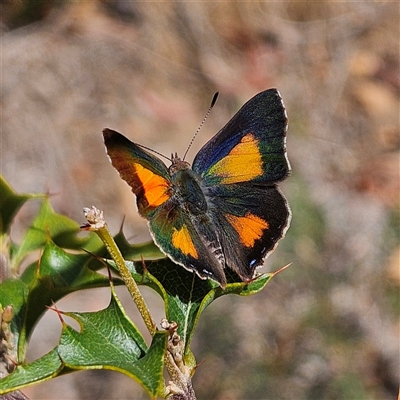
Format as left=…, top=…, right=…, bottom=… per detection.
left=148, top=206, right=227, bottom=286
left=209, top=184, right=291, bottom=281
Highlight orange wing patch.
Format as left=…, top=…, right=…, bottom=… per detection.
left=207, top=133, right=263, bottom=184
left=226, top=213, right=269, bottom=247
left=171, top=225, right=198, bottom=258
left=133, top=163, right=170, bottom=207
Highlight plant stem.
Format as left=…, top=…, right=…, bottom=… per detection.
left=83, top=206, right=157, bottom=335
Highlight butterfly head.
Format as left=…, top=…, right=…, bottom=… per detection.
left=169, top=152, right=191, bottom=175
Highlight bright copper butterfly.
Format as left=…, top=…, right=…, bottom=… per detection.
left=103, top=89, right=291, bottom=288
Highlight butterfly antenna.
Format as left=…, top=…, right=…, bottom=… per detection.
left=137, top=144, right=172, bottom=162
left=183, top=92, right=219, bottom=161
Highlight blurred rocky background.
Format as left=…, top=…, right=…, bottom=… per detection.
left=1, top=2, right=399, bottom=399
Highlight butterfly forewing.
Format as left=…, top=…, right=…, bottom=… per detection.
left=193, top=89, right=289, bottom=185
left=103, top=129, right=172, bottom=217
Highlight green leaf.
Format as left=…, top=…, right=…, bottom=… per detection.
left=107, top=257, right=273, bottom=359
left=0, top=240, right=114, bottom=362
left=112, top=229, right=165, bottom=260
left=77, top=225, right=164, bottom=266
left=58, top=285, right=168, bottom=397
left=145, top=259, right=273, bottom=355
left=0, top=349, right=64, bottom=395
left=12, top=198, right=92, bottom=266
left=1, top=287, right=168, bottom=398
left=0, top=175, right=40, bottom=236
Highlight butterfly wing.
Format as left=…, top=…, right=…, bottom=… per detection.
left=147, top=205, right=227, bottom=286
left=192, top=89, right=291, bottom=281
left=103, top=129, right=171, bottom=218
left=208, top=184, right=290, bottom=281
left=193, top=89, right=289, bottom=185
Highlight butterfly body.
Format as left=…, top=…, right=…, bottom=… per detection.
left=104, top=89, right=291, bottom=288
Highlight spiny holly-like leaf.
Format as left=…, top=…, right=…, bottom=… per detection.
left=11, top=198, right=94, bottom=267
left=106, top=257, right=273, bottom=359
left=145, top=259, right=273, bottom=355
left=0, top=349, right=64, bottom=396
left=58, top=285, right=168, bottom=397
left=0, top=287, right=168, bottom=398
left=113, top=229, right=164, bottom=261
left=0, top=175, right=41, bottom=236
left=0, top=240, right=114, bottom=362
left=79, top=225, right=164, bottom=267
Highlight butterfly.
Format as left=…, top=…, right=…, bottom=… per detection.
left=103, top=89, right=291, bottom=288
